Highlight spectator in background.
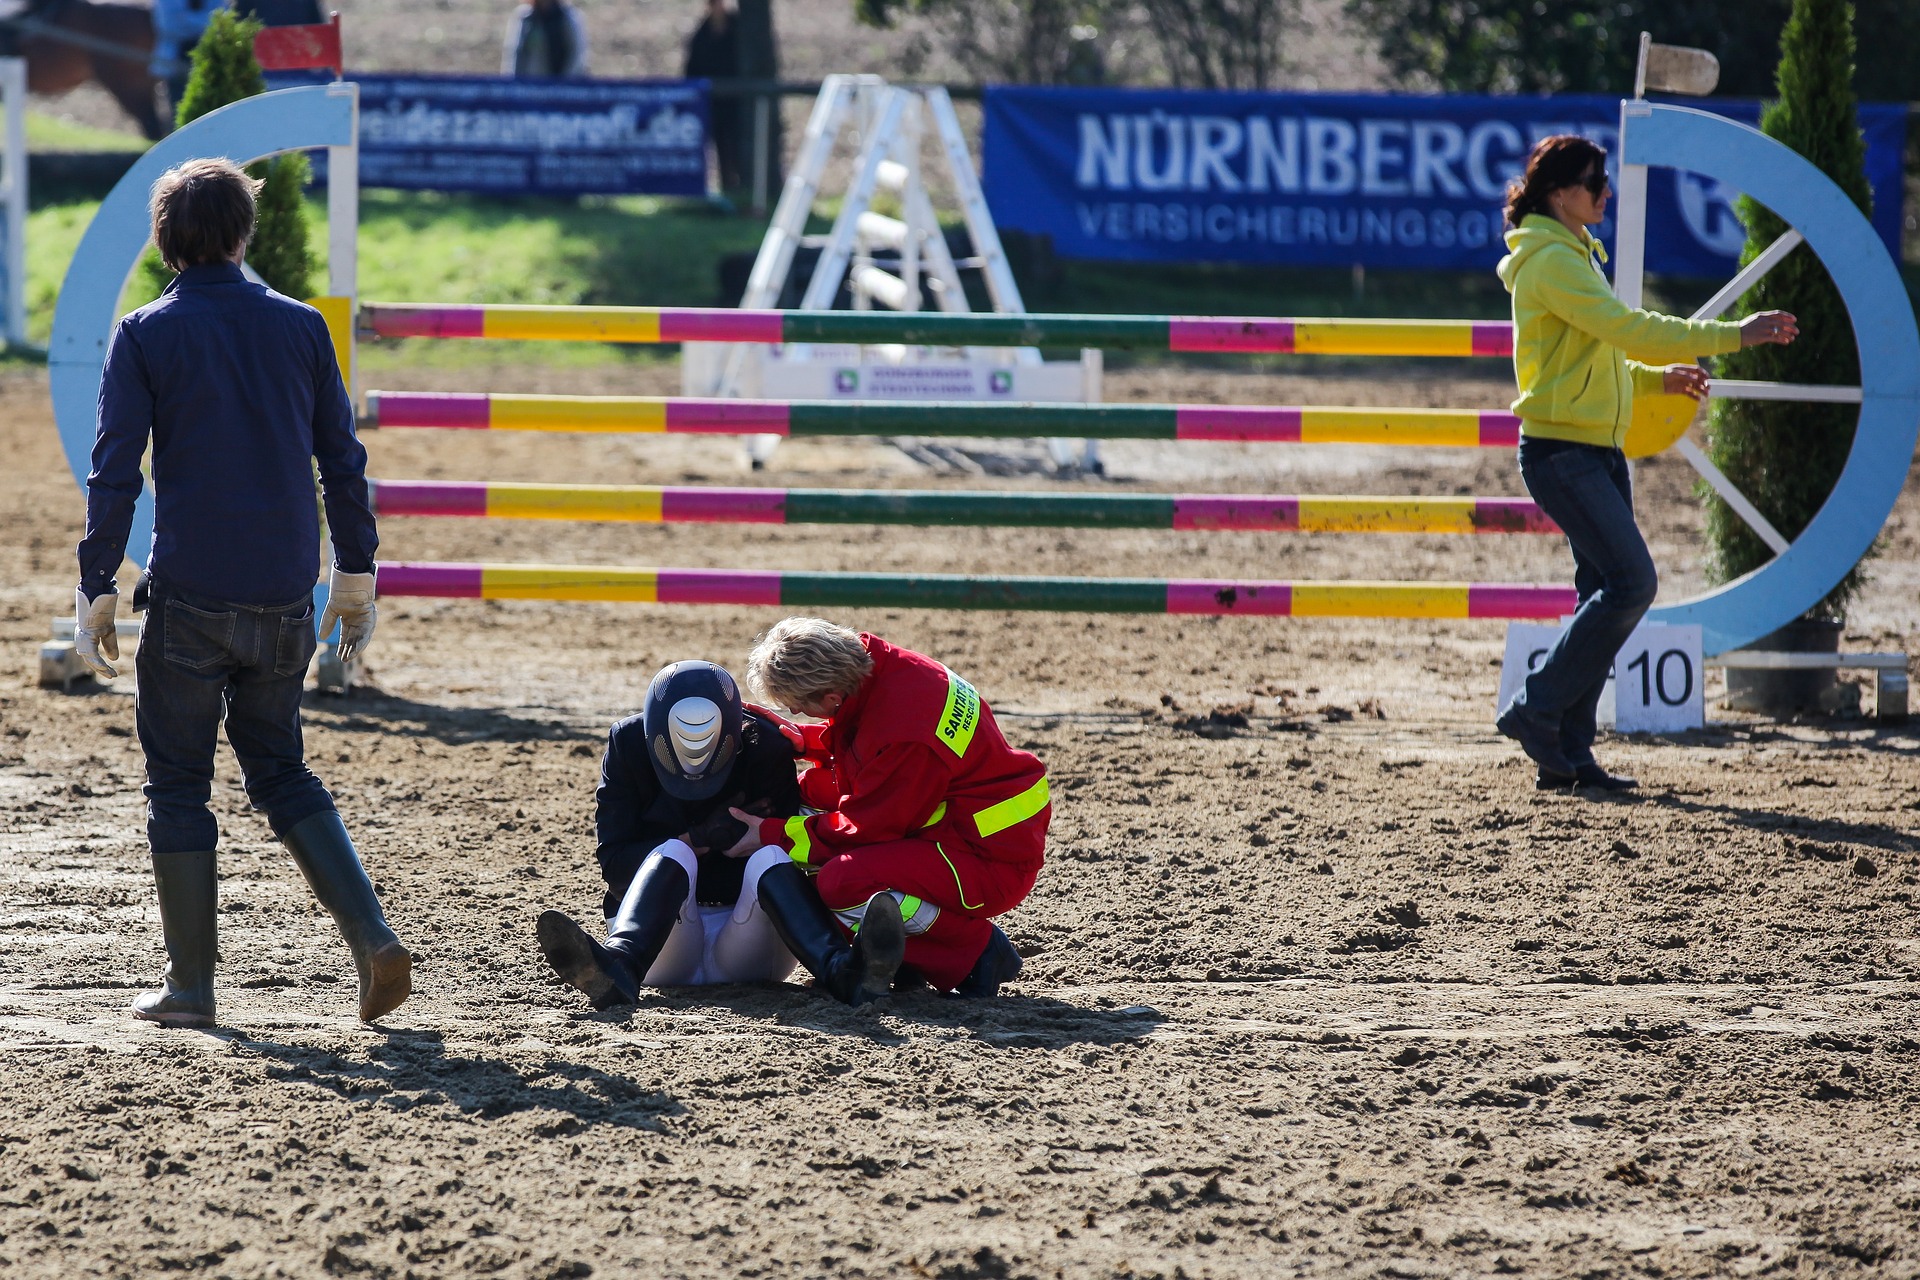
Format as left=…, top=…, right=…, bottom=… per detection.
left=505, top=0, right=588, bottom=79
left=684, top=0, right=741, bottom=190
left=152, top=0, right=224, bottom=113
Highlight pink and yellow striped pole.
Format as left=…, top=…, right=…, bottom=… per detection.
left=359, top=305, right=1514, bottom=357
left=364, top=391, right=1523, bottom=449
left=374, top=562, right=1576, bottom=619
left=367, top=479, right=1558, bottom=535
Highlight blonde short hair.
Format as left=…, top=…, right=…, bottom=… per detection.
left=748, top=617, right=874, bottom=709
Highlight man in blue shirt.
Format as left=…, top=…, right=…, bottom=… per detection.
left=74, top=158, right=410, bottom=1028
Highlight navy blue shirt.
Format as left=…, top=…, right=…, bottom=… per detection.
left=78, top=262, right=377, bottom=605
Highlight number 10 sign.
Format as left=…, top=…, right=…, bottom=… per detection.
left=1497, top=622, right=1705, bottom=734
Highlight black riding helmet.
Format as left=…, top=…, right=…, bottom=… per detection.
left=643, top=661, right=745, bottom=801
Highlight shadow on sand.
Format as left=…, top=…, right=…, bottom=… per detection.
left=221, top=1028, right=683, bottom=1132
left=300, top=686, right=601, bottom=749
left=583, top=981, right=1168, bottom=1050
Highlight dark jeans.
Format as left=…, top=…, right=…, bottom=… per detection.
left=136, top=576, right=334, bottom=855
left=1508, top=437, right=1658, bottom=764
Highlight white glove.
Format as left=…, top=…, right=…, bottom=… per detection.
left=318, top=568, right=377, bottom=664
left=74, top=588, right=120, bottom=680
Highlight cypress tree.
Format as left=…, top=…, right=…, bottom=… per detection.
left=1701, top=0, right=1871, bottom=619
left=143, top=9, right=316, bottom=300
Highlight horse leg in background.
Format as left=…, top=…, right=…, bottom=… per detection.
left=94, top=50, right=164, bottom=138
left=27, top=0, right=164, bottom=140
left=77, top=1, right=162, bottom=138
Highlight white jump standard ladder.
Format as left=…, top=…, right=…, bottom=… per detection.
left=683, top=74, right=1102, bottom=472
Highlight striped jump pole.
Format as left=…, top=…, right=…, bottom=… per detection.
left=364, top=392, right=1523, bottom=449
left=360, top=304, right=1513, bottom=358
left=369, top=480, right=1558, bottom=535
left=377, top=563, right=1578, bottom=619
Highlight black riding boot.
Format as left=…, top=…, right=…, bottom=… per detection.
left=755, top=861, right=904, bottom=1006
left=281, top=811, right=412, bottom=1023
left=951, top=924, right=1023, bottom=999
left=537, top=854, right=691, bottom=1010
left=131, top=849, right=218, bottom=1027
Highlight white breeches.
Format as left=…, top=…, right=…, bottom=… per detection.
left=609, top=841, right=797, bottom=987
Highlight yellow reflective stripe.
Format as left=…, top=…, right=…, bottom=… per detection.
left=934, top=667, right=980, bottom=758
left=973, top=775, right=1050, bottom=838
left=784, top=814, right=812, bottom=865
left=920, top=801, right=948, bottom=829
left=897, top=895, right=939, bottom=935
left=936, top=843, right=986, bottom=911
left=835, top=893, right=937, bottom=934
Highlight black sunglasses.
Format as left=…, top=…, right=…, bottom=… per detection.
left=1580, top=167, right=1611, bottom=197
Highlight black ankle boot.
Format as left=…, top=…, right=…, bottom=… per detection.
left=755, top=861, right=903, bottom=1005
left=1573, top=762, right=1638, bottom=791
left=281, top=811, right=412, bottom=1023
left=951, top=925, right=1022, bottom=999
left=132, top=849, right=218, bottom=1027
left=538, top=855, right=690, bottom=1009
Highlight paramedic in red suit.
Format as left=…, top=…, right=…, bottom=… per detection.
left=720, top=617, right=1045, bottom=998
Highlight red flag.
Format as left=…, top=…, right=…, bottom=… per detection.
left=253, top=12, right=344, bottom=78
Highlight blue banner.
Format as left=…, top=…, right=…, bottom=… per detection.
left=981, top=87, right=1906, bottom=277
left=274, top=73, right=709, bottom=196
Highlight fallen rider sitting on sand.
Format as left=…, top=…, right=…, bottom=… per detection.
left=536, top=659, right=908, bottom=1007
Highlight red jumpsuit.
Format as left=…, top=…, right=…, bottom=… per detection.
left=755, top=635, right=1049, bottom=990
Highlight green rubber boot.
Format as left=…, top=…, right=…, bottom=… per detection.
left=281, top=811, right=412, bottom=1023
left=131, top=849, right=218, bottom=1028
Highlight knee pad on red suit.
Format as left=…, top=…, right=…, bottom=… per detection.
left=812, top=853, right=871, bottom=914
left=821, top=885, right=942, bottom=938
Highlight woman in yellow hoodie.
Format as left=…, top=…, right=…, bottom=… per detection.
left=1494, top=135, right=1798, bottom=790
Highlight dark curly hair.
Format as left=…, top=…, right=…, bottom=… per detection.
left=1503, top=134, right=1608, bottom=230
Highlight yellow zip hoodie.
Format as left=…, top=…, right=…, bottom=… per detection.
left=1496, top=214, right=1741, bottom=449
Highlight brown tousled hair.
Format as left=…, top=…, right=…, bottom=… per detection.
left=149, top=158, right=261, bottom=272
left=1503, top=135, right=1608, bottom=230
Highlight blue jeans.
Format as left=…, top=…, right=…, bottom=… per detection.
left=1508, top=437, right=1658, bottom=764
left=136, top=576, right=335, bottom=855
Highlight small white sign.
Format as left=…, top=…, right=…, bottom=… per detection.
left=1499, top=621, right=1704, bottom=735
left=759, top=357, right=1088, bottom=402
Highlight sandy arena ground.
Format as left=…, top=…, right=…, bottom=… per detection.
left=3, top=356, right=1920, bottom=1278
